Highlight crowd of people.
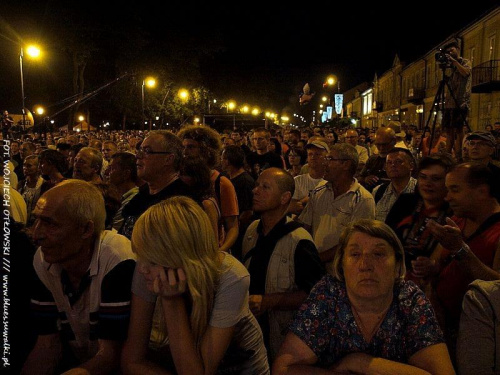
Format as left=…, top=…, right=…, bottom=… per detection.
left=4, top=119, right=500, bottom=374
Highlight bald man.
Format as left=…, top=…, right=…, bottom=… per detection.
left=23, top=180, right=135, bottom=374
left=359, top=127, right=397, bottom=191
left=242, top=168, right=325, bottom=361
left=344, top=129, right=368, bottom=175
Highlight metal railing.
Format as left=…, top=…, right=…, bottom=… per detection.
left=472, top=60, right=500, bottom=86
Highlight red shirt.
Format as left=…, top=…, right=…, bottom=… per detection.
left=436, top=215, right=500, bottom=326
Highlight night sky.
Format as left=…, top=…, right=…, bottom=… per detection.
left=0, top=1, right=498, bottom=120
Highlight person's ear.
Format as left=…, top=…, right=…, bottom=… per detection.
left=281, top=191, right=292, bottom=206
left=81, top=220, right=95, bottom=240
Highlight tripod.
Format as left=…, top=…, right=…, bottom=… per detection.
left=421, top=64, right=469, bottom=157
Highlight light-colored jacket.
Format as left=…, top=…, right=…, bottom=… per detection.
left=242, top=217, right=313, bottom=360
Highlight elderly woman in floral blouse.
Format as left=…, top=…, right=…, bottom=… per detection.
left=273, top=219, right=455, bottom=375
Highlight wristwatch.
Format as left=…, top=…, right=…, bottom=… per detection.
left=450, top=244, right=470, bottom=261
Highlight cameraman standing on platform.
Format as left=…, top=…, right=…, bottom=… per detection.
left=440, top=40, right=472, bottom=160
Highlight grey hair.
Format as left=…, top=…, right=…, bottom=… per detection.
left=332, top=219, right=406, bottom=283
left=331, top=143, right=359, bottom=176
left=79, top=147, right=103, bottom=173
left=149, top=130, right=183, bottom=171
left=50, top=179, right=106, bottom=236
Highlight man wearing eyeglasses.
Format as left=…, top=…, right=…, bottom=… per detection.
left=465, top=131, right=500, bottom=167
left=297, top=143, right=375, bottom=265
left=118, top=130, right=195, bottom=239
left=372, top=148, right=417, bottom=222
left=464, top=131, right=500, bottom=198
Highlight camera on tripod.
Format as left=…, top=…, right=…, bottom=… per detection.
left=435, top=48, right=451, bottom=67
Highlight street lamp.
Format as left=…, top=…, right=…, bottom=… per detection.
left=142, top=77, right=156, bottom=130
left=178, top=88, right=189, bottom=102
left=325, top=74, right=340, bottom=92
left=178, top=89, right=189, bottom=125
left=20, top=44, right=41, bottom=132
left=208, top=98, right=216, bottom=114
left=34, top=106, right=45, bottom=116
left=227, top=101, right=236, bottom=112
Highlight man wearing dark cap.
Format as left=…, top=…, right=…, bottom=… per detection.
left=465, top=130, right=500, bottom=198
left=466, top=131, right=500, bottom=169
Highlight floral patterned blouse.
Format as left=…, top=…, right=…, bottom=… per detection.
left=289, top=276, right=444, bottom=368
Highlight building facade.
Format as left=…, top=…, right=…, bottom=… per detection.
left=344, top=5, right=500, bottom=131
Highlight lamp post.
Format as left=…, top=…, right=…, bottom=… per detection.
left=20, top=45, right=41, bottom=132
left=20, top=47, right=25, bottom=131
left=326, top=75, right=342, bottom=126
left=178, top=89, right=189, bottom=125
left=208, top=99, right=216, bottom=114
left=142, top=77, right=156, bottom=131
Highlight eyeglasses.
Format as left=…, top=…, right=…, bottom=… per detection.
left=467, top=140, right=492, bottom=147
left=385, top=159, right=406, bottom=167
left=324, top=156, right=349, bottom=162
left=136, top=147, right=171, bottom=158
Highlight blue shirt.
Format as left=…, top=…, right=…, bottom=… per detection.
left=289, top=276, right=444, bottom=368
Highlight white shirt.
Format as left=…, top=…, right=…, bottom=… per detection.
left=355, top=144, right=369, bottom=164
left=298, top=179, right=375, bottom=253
left=292, top=173, right=325, bottom=201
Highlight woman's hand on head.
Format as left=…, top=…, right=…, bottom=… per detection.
left=152, top=267, right=187, bottom=299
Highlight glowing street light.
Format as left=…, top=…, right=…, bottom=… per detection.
left=326, top=74, right=340, bottom=92
left=227, top=101, right=236, bottom=112
left=251, top=107, right=260, bottom=116
left=34, top=106, right=45, bottom=116
left=78, top=115, right=85, bottom=122
left=26, top=45, right=41, bottom=58
left=145, top=77, right=156, bottom=88
left=322, top=96, right=328, bottom=102
left=241, top=105, right=249, bottom=113
left=178, top=88, right=189, bottom=101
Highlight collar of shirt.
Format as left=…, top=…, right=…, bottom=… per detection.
left=325, top=178, right=360, bottom=198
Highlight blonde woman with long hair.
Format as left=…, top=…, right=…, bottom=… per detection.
left=121, top=196, right=269, bottom=374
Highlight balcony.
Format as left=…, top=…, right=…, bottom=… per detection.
left=472, top=60, right=500, bottom=93
left=406, top=88, right=425, bottom=103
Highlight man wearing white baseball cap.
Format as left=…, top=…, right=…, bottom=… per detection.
left=288, top=139, right=328, bottom=216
